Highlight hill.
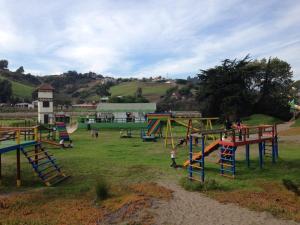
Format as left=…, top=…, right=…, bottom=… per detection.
left=0, top=75, right=35, bottom=100
left=110, top=81, right=177, bottom=102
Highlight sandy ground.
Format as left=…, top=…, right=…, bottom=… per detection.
left=277, top=121, right=300, bottom=143
left=150, top=182, right=300, bottom=225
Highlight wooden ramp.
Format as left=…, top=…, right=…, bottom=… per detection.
left=183, top=140, right=219, bottom=167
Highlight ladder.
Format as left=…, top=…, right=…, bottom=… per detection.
left=219, top=145, right=236, bottom=178
left=20, top=143, right=69, bottom=186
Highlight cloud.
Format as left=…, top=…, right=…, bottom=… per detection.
left=0, top=0, right=300, bottom=79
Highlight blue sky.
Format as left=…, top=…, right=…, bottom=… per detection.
left=0, top=0, right=300, bottom=79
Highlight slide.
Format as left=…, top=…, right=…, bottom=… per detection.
left=183, top=140, right=219, bottom=167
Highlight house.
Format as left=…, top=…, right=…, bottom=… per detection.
left=37, top=83, right=54, bottom=124
left=15, top=102, right=34, bottom=109
left=96, top=103, right=156, bottom=123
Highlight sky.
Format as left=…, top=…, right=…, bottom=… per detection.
left=0, top=0, right=300, bottom=79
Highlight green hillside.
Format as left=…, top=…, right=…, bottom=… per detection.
left=0, top=75, right=35, bottom=100
left=110, top=81, right=177, bottom=102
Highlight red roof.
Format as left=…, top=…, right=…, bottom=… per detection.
left=38, top=83, right=54, bottom=91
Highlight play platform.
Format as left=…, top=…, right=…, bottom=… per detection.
left=0, top=126, right=69, bottom=186
left=186, top=125, right=279, bottom=182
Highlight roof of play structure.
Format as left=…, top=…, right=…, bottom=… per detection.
left=96, top=103, right=156, bottom=112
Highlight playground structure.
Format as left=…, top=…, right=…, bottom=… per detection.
left=144, top=112, right=218, bottom=148
left=39, top=121, right=72, bottom=147
left=187, top=124, right=278, bottom=182
left=0, top=126, right=68, bottom=186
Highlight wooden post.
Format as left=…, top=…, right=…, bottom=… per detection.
left=16, top=147, right=21, bottom=187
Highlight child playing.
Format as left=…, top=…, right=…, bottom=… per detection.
left=170, top=149, right=177, bottom=168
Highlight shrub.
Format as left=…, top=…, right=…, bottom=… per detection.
left=95, top=178, right=110, bottom=201
left=180, top=177, right=221, bottom=192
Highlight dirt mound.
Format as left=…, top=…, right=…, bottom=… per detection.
left=0, top=182, right=173, bottom=225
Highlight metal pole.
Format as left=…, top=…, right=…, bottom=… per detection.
left=189, top=134, right=193, bottom=179
left=16, top=147, right=21, bottom=187
left=245, top=144, right=250, bottom=168
left=259, top=142, right=263, bottom=169
left=201, top=134, right=205, bottom=182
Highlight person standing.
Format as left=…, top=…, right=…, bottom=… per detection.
left=170, top=149, right=177, bottom=168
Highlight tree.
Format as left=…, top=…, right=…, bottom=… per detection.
left=252, top=58, right=293, bottom=120
left=95, top=84, right=111, bottom=97
left=135, top=87, right=143, bottom=98
left=0, top=80, right=12, bottom=102
left=196, top=56, right=294, bottom=120
left=196, top=56, right=254, bottom=119
left=15, top=66, right=24, bottom=74
left=0, top=60, right=8, bottom=70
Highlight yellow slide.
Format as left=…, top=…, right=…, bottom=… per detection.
left=183, top=140, right=219, bottom=167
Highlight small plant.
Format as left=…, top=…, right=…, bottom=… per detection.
left=95, top=178, right=110, bottom=201
left=180, top=177, right=221, bottom=192
left=282, top=179, right=300, bottom=196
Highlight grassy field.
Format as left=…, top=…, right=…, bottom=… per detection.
left=0, top=115, right=299, bottom=224
left=0, top=75, right=35, bottom=100
left=242, top=114, right=282, bottom=125
left=109, top=81, right=177, bottom=102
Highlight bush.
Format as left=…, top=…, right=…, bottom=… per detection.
left=95, top=178, right=110, bottom=201
left=180, top=177, right=221, bottom=192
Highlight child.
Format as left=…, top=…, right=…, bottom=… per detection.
left=95, top=130, right=99, bottom=138
left=59, top=139, right=65, bottom=148
left=170, top=149, right=177, bottom=168
left=236, top=118, right=243, bottom=141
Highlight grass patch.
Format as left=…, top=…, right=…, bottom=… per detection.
left=243, top=114, right=282, bottom=125
left=292, top=118, right=300, bottom=127
left=0, top=75, right=35, bottom=99
left=109, top=81, right=177, bottom=101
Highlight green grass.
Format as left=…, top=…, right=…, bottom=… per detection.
left=0, top=128, right=299, bottom=223
left=0, top=75, right=35, bottom=99
left=242, top=114, right=282, bottom=126
left=292, top=118, right=300, bottom=127
left=109, top=81, right=177, bottom=101
left=1, top=129, right=299, bottom=193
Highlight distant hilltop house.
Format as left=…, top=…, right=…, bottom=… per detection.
left=96, top=103, right=156, bottom=123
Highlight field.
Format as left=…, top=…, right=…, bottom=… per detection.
left=109, top=81, right=178, bottom=102
left=0, top=117, right=300, bottom=224
left=0, top=75, right=35, bottom=100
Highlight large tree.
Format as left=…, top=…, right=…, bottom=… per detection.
left=251, top=58, right=293, bottom=120
left=0, top=80, right=12, bottom=102
left=196, top=56, right=255, bottom=119
left=0, top=59, right=8, bottom=70
left=196, top=56, right=293, bottom=120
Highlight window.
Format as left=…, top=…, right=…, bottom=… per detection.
left=43, top=101, right=50, bottom=107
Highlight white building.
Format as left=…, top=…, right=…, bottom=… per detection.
left=38, top=84, right=54, bottom=124
left=96, top=103, right=156, bottom=123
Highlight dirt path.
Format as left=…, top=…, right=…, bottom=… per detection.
left=151, top=182, right=299, bottom=225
